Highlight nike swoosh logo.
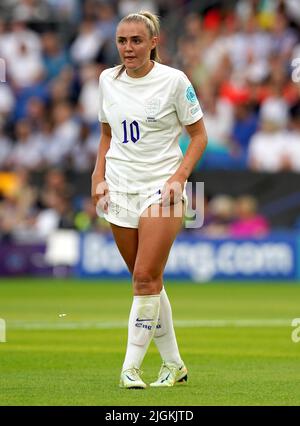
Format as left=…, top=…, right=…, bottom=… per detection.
left=136, top=318, right=154, bottom=322
left=126, top=375, right=135, bottom=381
left=160, top=373, right=170, bottom=383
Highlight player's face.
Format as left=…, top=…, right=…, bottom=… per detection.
left=116, top=21, right=157, bottom=76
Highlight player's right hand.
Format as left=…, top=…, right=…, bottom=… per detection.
left=91, top=180, right=110, bottom=213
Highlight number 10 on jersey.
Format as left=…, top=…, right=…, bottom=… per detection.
left=122, top=120, right=140, bottom=143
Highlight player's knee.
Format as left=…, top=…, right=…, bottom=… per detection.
left=133, top=269, right=161, bottom=294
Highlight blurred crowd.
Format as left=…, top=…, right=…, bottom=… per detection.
left=1, top=0, right=300, bottom=241
left=0, top=168, right=272, bottom=242
left=175, top=0, right=300, bottom=171
left=0, top=168, right=111, bottom=242
left=185, top=191, right=270, bottom=238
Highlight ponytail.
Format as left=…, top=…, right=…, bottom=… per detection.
left=138, top=11, right=160, bottom=62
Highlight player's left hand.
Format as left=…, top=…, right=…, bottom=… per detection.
left=161, top=174, right=185, bottom=207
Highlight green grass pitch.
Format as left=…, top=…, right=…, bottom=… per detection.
left=0, top=279, right=300, bottom=406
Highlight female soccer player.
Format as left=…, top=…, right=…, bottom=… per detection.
left=92, top=11, right=207, bottom=389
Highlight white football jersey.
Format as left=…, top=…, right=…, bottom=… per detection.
left=98, top=61, right=203, bottom=194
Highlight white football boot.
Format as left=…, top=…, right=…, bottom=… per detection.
left=119, top=367, right=147, bottom=389
left=150, top=362, right=188, bottom=387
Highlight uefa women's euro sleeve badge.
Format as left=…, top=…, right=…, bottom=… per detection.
left=185, top=85, right=201, bottom=117
left=186, top=85, right=198, bottom=104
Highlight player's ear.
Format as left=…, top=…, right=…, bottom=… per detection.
left=151, top=36, right=158, bottom=49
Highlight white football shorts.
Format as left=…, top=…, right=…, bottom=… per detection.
left=98, top=190, right=188, bottom=229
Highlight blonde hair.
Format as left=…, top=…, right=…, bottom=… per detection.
left=115, top=11, right=160, bottom=79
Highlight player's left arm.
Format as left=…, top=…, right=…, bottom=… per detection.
left=161, top=118, right=207, bottom=205
left=176, top=118, right=207, bottom=181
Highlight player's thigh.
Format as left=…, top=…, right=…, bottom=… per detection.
left=135, top=202, right=184, bottom=279
left=110, top=223, right=138, bottom=274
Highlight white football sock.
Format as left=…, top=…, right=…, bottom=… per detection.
left=154, top=287, right=183, bottom=365
left=122, top=294, right=160, bottom=371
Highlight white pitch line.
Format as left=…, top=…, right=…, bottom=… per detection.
left=6, top=319, right=291, bottom=330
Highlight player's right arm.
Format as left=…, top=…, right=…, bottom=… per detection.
left=91, top=122, right=111, bottom=211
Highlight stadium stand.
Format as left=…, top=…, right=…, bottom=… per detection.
left=0, top=0, right=300, bottom=245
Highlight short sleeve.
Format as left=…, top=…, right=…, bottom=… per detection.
left=98, top=73, right=108, bottom=123
left=174, top=72, right=203, bottom=126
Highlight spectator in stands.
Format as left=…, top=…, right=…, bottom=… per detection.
left=48, top=68, right=75, bottom=104
left=0, top=19, right=41, bottom=61
left=248, top=98, right=290, bottom=172
left=53, top=193, right=75, bottom=229
left=12, top=0, right=54, bottom=29
left=8, top=169, right=76, bottom=242
left=70, top=19, right=104, bottom=65
left=0, top=168, right=38, bottom=242
left=202, top=195, right=235, bottom=237
left=0, top=18, right=7, bottom=56
left=32, top=120, right=54, bottom=169
left=201, top=85, right=234, bottom=149
left=226, top=12, right=272, bottom=74
left=45, top=101, right=79, bottom=167
left=0, top=123, right=12, bottom=170
left=71, top=122, right=98, bottom=172
left=40, top=168, right=74, bottom=205
left=0, top=84, right=15, bottom=122
left=13, top=192, right=74, bottom=243
left=231, top=99, right=259, bottom=166
left=284, top=0, right=300, bottom=27
left=199, top=85, right=247, bottom=169
left=118, top=0, right=158, bottom=17
left=8, top=40, right=45, bottom=90
left=96, top=2, right=118, bottom=41
left=45, top=0, right=80, bottom=25
left=8, top=119, right=44, bottom=170
left=229, top=195, right=270, bottom=238
left=182, top=12, right=202, bottom=41
left=95, top=2, right=119, bottom=66
left=74, top=197, right=110, bottom=233
left=25, top=97, right=47, bottom=132
left=175, top=35, right=207, bottom=87
left=78, top=63, right=101, bottom=125
left=285, top=102, right=300, bottom=172
left=270, top=11, right=298, bottom=63
left=41, top=32, right=70, bottom=82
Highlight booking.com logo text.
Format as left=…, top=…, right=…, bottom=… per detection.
left=96, top=180, right=205, bottom=229
left=0, top=58, right=6, bottom=83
